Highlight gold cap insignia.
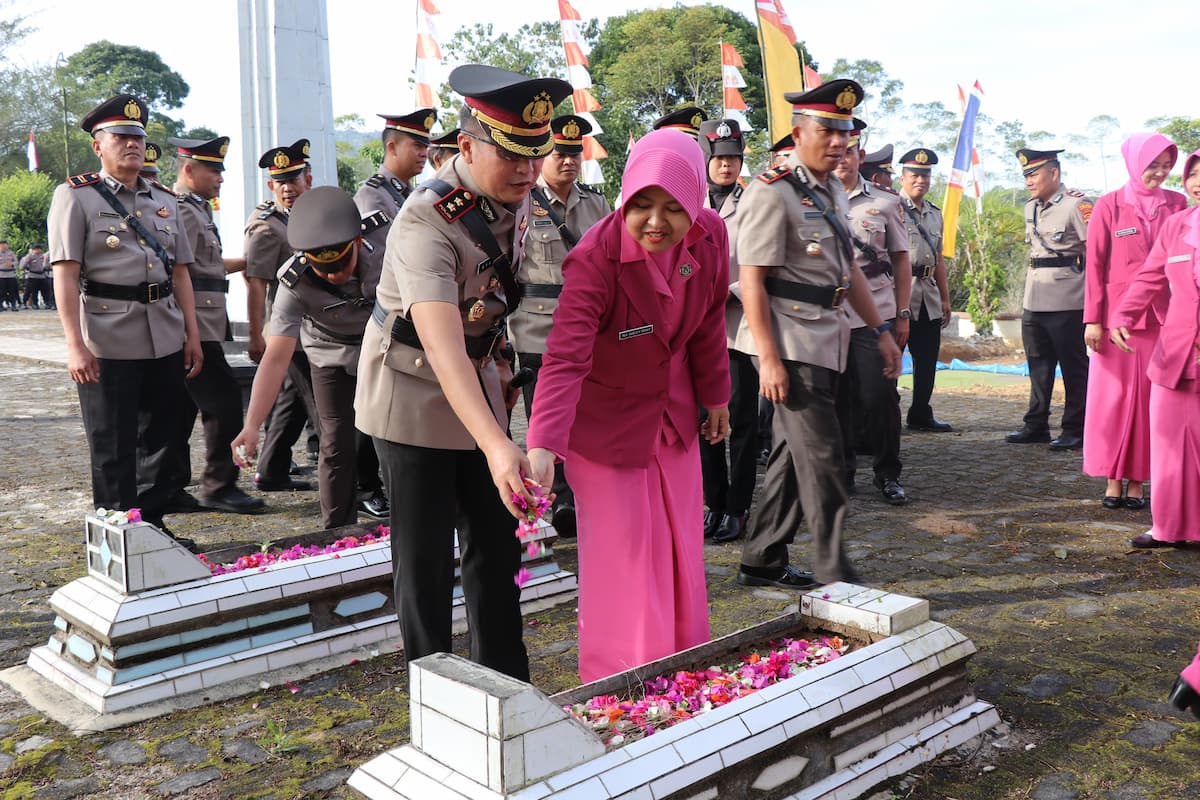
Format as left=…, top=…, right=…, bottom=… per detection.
left=835, top=87, right=857, bottom=112
left=716, top=122, right=732, bottom=138
left=301, top=142, right=310, bottom=156
left=219, top=143, right=229, bottom=157
left=1018, top=153, right=1029, bottom=166
left=424, top=113, right=435, bottom=131
left=562, top=120, right=581, bottom=140
left=915, top=150, right=929, bottom=164
left=124, top=100, right=142, bottom=120
left=273, top=151, right=290, bottom=169
left=522, top=92, right=554, bottom=125
left=690, top=112, right=703, bottom=129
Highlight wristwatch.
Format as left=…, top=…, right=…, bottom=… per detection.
left=898, top=309, right=912, bottom=320
left=875, top=321, right=896, bottom=336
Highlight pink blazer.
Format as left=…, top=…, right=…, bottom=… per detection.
left=526, top=209, right=731, bottom=467
left=1085, top=189, right=1188, bottom=329
left=1113, top=205, right=1200, bottom=391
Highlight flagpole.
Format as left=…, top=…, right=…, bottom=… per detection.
left=753, top=9, right=775, bottom=144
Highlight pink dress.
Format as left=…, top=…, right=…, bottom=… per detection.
left=1082, top=135, right=1187, bottom=481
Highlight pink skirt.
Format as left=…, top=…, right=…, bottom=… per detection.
left=1082, top=328, right=1156, bottom=481
left=1183, top=641, right=1200, bottom=693
left=1147, top=380, right=1200, bottom=542
left=566, top=434, right=710, bottom=684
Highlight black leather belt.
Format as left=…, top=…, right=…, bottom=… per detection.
left=371, top=302, right=502, bottom=360
left=912, top=264, right=934, bottom=279
left=861, top=261, right=892, bottom=279
left=1030, top=254, right=1084, bottom=269
left=522, top=283, right=562, bottom=299
left=306, top=317, right=363, bottom=346
left=81, top=278, right=173, bottom=303
left=764, top=277, right=847, bottom=309
left=190, top=277, right=229, bottom=293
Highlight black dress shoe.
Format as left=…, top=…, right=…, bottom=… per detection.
left=703, top=510, right=722, bottom=538
left=157, top=523, right=198, bottom=553
left=757, top=448, right=770, bottom=467
left=713, top=512, right=747, bottom=543
left=358, top=489, right=390, bottom=519
left=1130, top=532, right=1179, bottom=549
left=199, top=486, right=266, bottom=515
left=879, top=479, right=908, bottom=505
left=907, top=417, right=954, bottom=433
left=736, top=564, right=820, bottom=590
left=1048, top=433, right=1083, bottom=451
left=1005, top=426, right=1051, bottom=444
left=1169, top=677, right=1200, bottom=721
left=1124, top=496, right=1148, bottom=510
left=164, top=489, right=202, bottom=514
left=552, top=503, right=576, bottom=538
left=1101, top=495, right=1123, bottom=509
left=253, top=475, right=313, bottom=492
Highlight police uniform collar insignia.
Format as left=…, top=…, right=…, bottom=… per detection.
left=477, top=197, right=498, bottom=223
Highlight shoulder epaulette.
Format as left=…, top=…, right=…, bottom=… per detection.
left=433, top=186, right=477, bottom=224
left=151, top=181, right=176, bottom=197
left=1067, top=189, right=1086, bottom=198
left=364, top=174, right=385, bottom=189
left=255, top=200, right=278, bottom=220
left=732, top=184, right=744, bottom=200
left=577, top=182, right=604, bottom=196
left=926, top=199, right=941, bottom=210
left=277, top=254, right=308, bottom=289
left=67, top=172, right=101, bottom=188
left=360, top=209, right=391, bottom=235
left=757, top=166, right=791, bottom=185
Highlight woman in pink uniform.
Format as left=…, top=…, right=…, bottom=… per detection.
left=1111, top=148, right=1200, bottom=548
left=1083, top=132, right=1186, bottom=509
left=1171, top=647, right=1200, bottom=720
left=526, top=129, right=731, bottom=682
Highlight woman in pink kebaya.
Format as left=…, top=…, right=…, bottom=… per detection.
left=1083, top=133, right=1186, bottom=510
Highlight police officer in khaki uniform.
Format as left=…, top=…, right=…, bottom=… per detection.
left=769, top=134, right=795, bottom=168
left=899, top=148, right=954, bottom=433
left=1006, top=148, right=1092, bottom=450
left=861, top=144, right=896, bottom=192
left=47, top=94, right=202, bottom=543
left=652, top=106, right=708, bottom=140
left=356, top=109, right=436, bottom=218
left=834, top=125, right=913, bottom=505
left=19, top=244, right=52, bottom=309
left=166, top=135, right=264, bottom=515
left=0, top=240, right=18, bottom=310
left=356, top=64, right=573, bottom=680
left=244, top=140, right=319, bottom=491
left=234, top=186, right=389, bottom=529
left=733, top=80, right=902, bottom=589
left=428, top=128, right=460, bottom=171
left=509, top=113, right=611, bottom=537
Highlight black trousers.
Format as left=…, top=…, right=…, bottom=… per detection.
left=517, top=351, right=571, bottom=508
left=22, top=277, right=53, bottom=308
left=1022, top=308, right=1088, bottom=436
left=308, top=363, right=359, bottom=529
left=373, top=438, right=530, bottom=681
left=700, top=349, right=760, bottom=516
left=257, top=348, right=319, bottom=482
left=173, top=340, right=244, bottom=497
left=741, top=360, right=854, bottom=584
left=77, top=351, right=187, bottom=526
left=836, top=324, right=902, bottom=484
left=0, top=277, right=18, bottom=307
left=906, top=303, right=942, bottom=425
left=356, top=430, right=383, bottom=494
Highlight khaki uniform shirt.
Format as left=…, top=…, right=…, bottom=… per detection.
left=708, top=187, right=745, bottom=347
left=508, top=176, right=610, bottom=354
left=177, top=192, right=228, bottom=342
left=47, top=171, right=193, bottom=359
left=354, top=165, right=412, bottom=217
left=900, top=191, right=945, bottom=320
left=733, top=153, right=854, bottom=372
left=845, top=178, right=907, bottom=328
left=18, top=252, right=49, bottom=276
left=0, top=249, right=15, bottom=277
left=355, top=153, right=529, bottom=449
left=270, top=259, right=372, bottom=373
left=243, top=201, right=291, bottom=331
left=1023, top=186, right=1092, bottom=312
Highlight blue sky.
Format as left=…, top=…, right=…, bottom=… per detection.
left=8, top=0, right=1197, bottom=193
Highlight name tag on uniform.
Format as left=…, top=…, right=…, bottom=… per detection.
left=1167, top=254, right=1193, bottom=263
left=618, top=324, right=654, bottom=341
left=1114, top=227, right=1138, bottom=237
left=533, top=219, right=553, bottom=227
left=803, top=211, right=822, bottom=219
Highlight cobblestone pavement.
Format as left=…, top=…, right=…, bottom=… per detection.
left=1, top=311, right=1198, bottom=799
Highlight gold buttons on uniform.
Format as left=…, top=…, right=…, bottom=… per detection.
left=792, top=304, right=801, bottom=311
left=205, top=299, right=213, bottom=305
left=536, top=304, right=545, bottom=311
left=414, top=357, right=425, bottom=368
left=138, top=238, right=146, bottom=246
left=101, top=304, right=109, bottom=310
left=135, top=211, right=142, bottom=218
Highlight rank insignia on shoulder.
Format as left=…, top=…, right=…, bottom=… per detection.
left=579, top=182, right=603, bottom=196
left=67, top=172, right=101, bottom=188
left=1067, top=189, right=1086, bottom=198
left=732, top=184, right=744, bottom=200
left=434, top=187, right=476, bottom=223
left=757, top=166, right=790, bottom=184
left=364, top=175, right=384, bottom=188
left=360, top=210, right=391, bottom=234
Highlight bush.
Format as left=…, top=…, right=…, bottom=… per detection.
left=946, top=191, right=1027, bottom=331
left=0, top=171, right=55, bottom=257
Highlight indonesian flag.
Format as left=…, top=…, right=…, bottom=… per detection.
left=26, top=129, right=38, bottom=172
left=559, top=0, right=606, bottom=184
left=720, top=42, right=752, bottom=132
left=414, top=0, right=442, bottom=109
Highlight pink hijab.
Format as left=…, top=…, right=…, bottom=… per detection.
left=1121, top=132, right=1178, bottom=236
left=619, top=128, right=708, bottom=276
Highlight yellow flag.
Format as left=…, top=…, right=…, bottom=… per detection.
left=755, top=0, right=806, bottom=144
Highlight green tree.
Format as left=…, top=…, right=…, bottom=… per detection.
left=62, top=41, right=190, bottom=112
left=0, top=171, right=55, bottom=256
left=821, top=59, right=903, bottom=124
left=1147, top=116, right=1200, bottom=158
left=947, top=190, right=1027, bottom=329
left=902, top=100, right=958, bottom=154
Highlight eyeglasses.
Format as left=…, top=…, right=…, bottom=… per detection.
left=461, top=131, right=537, bottom=164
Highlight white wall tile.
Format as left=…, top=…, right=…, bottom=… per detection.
left=420, top=668, right=488, bottom=733
left=599, top=748, right=684, bottom=796
left=673, top=716, right=750, bottom=762
left=421, top=707, right=489, bottom=786
left=719, top=723, right=787, bottom=769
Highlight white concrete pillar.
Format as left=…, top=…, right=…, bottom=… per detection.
left=225, top=0, right=335, bottom=322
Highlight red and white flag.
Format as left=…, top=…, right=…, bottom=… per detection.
left=720, top=42, right=752, bottom=132
left=558, top=0, right=606, bottom=184
left=414, top=0, right=443, bottom=109
left=26, top=129, right=38, bottom=172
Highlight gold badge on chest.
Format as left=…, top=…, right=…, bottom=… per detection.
left=468, top=299, right=486, bottom=322
left=156, top=206, right=170, bottom=218
left=805, top=241, right=823, bottom=257
left=105, top=234, right=120, bottom=249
